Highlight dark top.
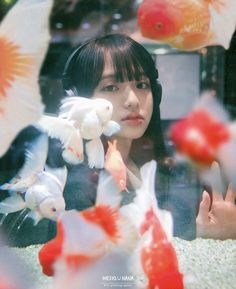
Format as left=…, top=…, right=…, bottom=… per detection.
left=0, top=126, right=201, bottom=247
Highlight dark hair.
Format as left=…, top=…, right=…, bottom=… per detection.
left=63, top=33, right=167, bottom=162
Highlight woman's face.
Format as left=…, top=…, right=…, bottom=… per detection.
left=92, top=56, right=153, bottom=140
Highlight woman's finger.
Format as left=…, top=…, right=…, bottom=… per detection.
left=196, top=191, right=211, bottom=224
left=225, top=184, right=236, bottom=203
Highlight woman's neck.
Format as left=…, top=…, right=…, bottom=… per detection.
left=112, top=137, right=132, bottom=164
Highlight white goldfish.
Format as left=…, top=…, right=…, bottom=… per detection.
left=0, top=135, right=67, bottom=224
left=120, top=160, right=173, bottom=239
left=0, top=0, right=53, bottom=157
left=37, top=114, right=84, bottom=165
left=59, top=96, right=120, bottom=168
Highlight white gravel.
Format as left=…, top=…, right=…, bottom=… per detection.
left=11, top=237, right=236, bottom=289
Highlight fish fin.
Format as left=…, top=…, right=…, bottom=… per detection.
left=85, top=138, right=104, bottom=169
left=228, top=122, right=236, bottom=137
left=103, top=121, right=120, bottom=137
left=18, top=134, right=48, bottom=179
left=217, top=140, right=236, bottom=190
left=136, top=160, right=158, bottom=210
left=135, top=160, right=174, bottom=237
left=0, top=194, right=26, bottom=214
left=0, top=183, right=12, bottom=191
left=96, top=170, right=122, bottom=208
left=208, top=1, right=236, bottom=49
left=200, top=161, right=226, bottom=194
left=27, top=210, right=43, bottom=225
left=197, top=91, right=229, bottom=123
left=0, top=0, right=53, bottom=157
left=44, top=165, right=68, bottom=191
left=37, top=115, right=84, bottom=164
left=62, top=148, right=84, bottom=165
left=81, top=111, right=103, bottom=139
left=157, top=209, right=174, bottom=240
left=61, top=211, right=108, bottom=256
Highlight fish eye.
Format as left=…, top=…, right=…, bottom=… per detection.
left=51, top=208, right=57, bottom=212
left=155, top=22, right=164, bottom=29
left=106, top=106, right=110, bottom=110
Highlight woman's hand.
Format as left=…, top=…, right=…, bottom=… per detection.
left=196, top=185, right=236, bottom=240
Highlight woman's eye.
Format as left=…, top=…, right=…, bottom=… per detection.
left=136, top=82, right=150, bottom=89
left=101, top=85, right=119, bottom=92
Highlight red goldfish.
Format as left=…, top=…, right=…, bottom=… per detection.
left=140, top=213, right=184, bottom=289
left=169, top=91, right=236, bottom=189
left=138, top=0, right=236, bottom=50
left=0, top=0, right=53, bottom=156
left=104, top=140, right=127, bottom=191
left=120, top=161, right=183, bottom=289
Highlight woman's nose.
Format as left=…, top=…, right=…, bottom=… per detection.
left=124, top=87, right=139, bottom=110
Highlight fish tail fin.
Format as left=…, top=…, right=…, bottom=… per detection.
left=86, top=138, right=104, bottom=169
left=0, top=194, right=26, bottom=214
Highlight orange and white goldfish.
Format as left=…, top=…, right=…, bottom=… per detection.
left=104, top=140, right=127, bottom=192
left=139, top=217, right=184, bottom=289
left=0, top=135, right=67, bottom=224
left=38, top=205, right=134, bottom=276
left=121, top=161, right=183, bottom=289
left=59, top=97, right=120, bottom=168
left=169, top=91, right=236, bottom=189
left=137, top=0, right=236, bottom=50
left=0, top=0, right=53, bottom=157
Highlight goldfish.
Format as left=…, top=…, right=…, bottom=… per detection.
left=140, top=217, right=184, bottom=289
left=120, top=160, right=173, bottom=239
left=60, top=97, right=120, bottom=168
left=0, top=0, right=53, bottom=157
left=169, top=91, right=236, bottom=189
left=0, top=135, right=67, bottom=224
left=137, top=0, right=236, bottom=50
left=37, top=114, right=84, bottom=165
left=120, top=161, right=183, bottom=289
left=39, top=207, right=122, bottom=276
left=104, top=140, right=127, bottom=192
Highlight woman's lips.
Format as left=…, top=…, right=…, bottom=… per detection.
left=121, top=115, right=144, bottom=125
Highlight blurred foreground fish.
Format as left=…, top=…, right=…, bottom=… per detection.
left=169, top=91, right=236, bottom=189
left=38, top=207, right=133, bottom=276
left=0, top=135, right=67, bottom=224
left=137, top=0, right=236, bottom=51
left=0, top=0, right=53, bottom=157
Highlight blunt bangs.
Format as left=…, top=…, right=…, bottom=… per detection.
left=69, top=34, right=158, bottom=97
